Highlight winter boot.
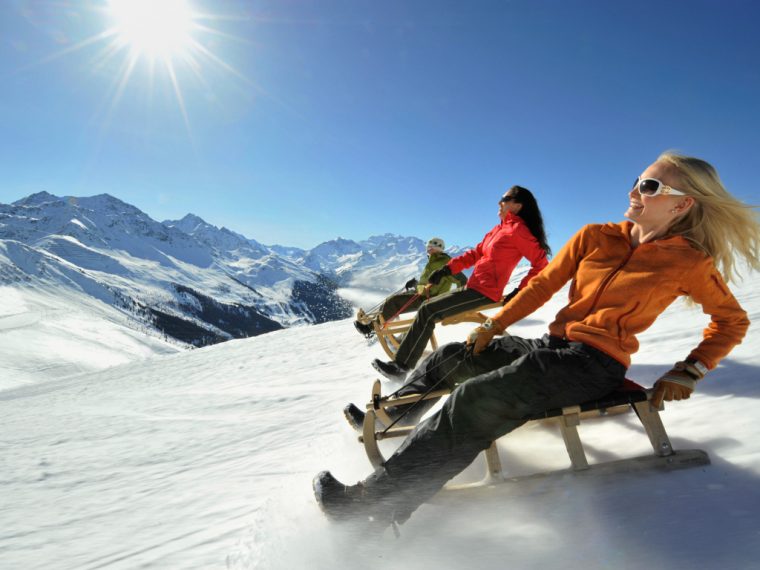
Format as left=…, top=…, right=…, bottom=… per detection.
left=372, top=359, right=409, bottom=381
left=354, top=320, right=375, bottom=338
left=313, top=471, right=388, bottom=525
left=343, top=403, right=366, bottom=431
left=313, top=469, right=408, bottom=528
left=313, top=470, right=366, bottom=522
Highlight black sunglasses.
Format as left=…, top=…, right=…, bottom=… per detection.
left=500, top=194, right=517, bottom=203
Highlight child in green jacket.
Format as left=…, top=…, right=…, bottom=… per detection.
left=354, top=237, right=466, bottom=337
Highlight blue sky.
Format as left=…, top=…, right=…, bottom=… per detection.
left=1, top=0, right=758, bottom=251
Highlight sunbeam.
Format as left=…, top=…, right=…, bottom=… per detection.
left=25, top=0, right=252, bottom=138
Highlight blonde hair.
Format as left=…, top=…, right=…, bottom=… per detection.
left=658, top=151, right=760, bottom=284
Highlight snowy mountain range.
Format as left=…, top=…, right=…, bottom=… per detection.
left=0, top=191, right=468, bottom=348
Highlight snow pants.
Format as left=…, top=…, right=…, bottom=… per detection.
left=392, top=287, right=492, bottom=369
left=372, top=334, right=627, bottom=523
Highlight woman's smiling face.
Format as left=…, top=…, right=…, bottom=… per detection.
left=625, top=161, right=687, bottom=229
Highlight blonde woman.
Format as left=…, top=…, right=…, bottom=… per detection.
left=314, top=152, right=759, bottom=528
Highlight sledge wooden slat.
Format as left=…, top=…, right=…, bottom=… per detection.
left=370, top=380, right=394, bottom=426
left=558, top=407, right=590, bottom=471
left=633, top=399, right=674, bottom=457
left=376, top=426, right=415, bottom=440
left=525, top=384, right=649, bottom=421
left=439, top=303, right=501, bottom=326
left=362, top=409, right=384, bottom=469
left=368, top=387, right=451, bottom=412
left=483, top=443, right=503, bottom=479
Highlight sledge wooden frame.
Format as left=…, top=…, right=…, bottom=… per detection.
left=358, top=379, right=710, bottom=485
left=358, top=300, right=502, bottom=360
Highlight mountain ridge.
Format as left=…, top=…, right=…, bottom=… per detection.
left=1, top=191, right=471, bottom=347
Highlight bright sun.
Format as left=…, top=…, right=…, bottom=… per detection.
left=39, top=0, right=250, bottom=132
left=109, top=0, right=195, bottom=60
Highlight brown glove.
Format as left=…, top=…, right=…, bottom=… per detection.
left=651, top=359, right=706, bottom=408
left=465, top=318, right=506, bottom=355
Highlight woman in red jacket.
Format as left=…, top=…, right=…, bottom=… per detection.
left=315, top=152, right=758, bottom=529
left=372, top=185, right=550, bottom=381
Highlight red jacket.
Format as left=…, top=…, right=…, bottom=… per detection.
left=448, top=212, right=548, bottom=302
left=493, top=222, right=750, bottom=369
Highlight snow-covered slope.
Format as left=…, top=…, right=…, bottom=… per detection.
left=0, top=283, right=181, bottom=391
left=2, top=270, right=758, bottom=569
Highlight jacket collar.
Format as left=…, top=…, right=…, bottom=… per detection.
left=500, top=212, right=522, bottom=226
left=601, top=221, right=695, bottom=249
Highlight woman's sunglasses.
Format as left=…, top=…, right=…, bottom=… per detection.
left=500, top=194, right=517, bottom=202
left=632, top=177, right=686, bottom=197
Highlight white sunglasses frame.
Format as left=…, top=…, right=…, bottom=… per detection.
left=632, top=177, right=687, bottom=197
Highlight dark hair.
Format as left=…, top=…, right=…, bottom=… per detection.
left=509, top=185, right=551, bottom=256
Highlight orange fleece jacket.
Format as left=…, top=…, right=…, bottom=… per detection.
left=493, top=222, right=749, bottom=370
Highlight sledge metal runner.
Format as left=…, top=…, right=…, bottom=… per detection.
left=358, top=378, right=710, bottom=488
left=356, top=299, right=502, bottom=360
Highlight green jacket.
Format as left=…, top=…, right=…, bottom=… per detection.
left=417, top=252, right=467, bottom=297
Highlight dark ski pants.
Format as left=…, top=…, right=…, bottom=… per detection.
left=373, top=334, right=627, bottom=522
left=378, top=292, right=425, bottom=322
left=392, top=287, right=491, bottom=369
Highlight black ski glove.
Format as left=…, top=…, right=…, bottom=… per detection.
left=404, top=278, right=419, bottom=291
left=502, top=288, right=520, bottom=305
left=428, top=265, right=452, bottom=285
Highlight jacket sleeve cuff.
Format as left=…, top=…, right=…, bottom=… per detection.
left=677, top=358, right=708, bottom=380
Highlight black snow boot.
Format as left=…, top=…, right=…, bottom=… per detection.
left=343, top=403, right=366, bottom=431
left=354, top=320, right=375, bottom=338
left=313, top=471, right=368, bottom=522
left=313, top=469, right=407, bottom=529
left=372, top=359, right=409, bottom=381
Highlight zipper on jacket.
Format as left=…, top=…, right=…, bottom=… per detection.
left=615, top=301, right=640, bottom=350
left=586, top=247, right=635, bottom=317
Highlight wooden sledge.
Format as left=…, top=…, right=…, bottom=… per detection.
left=358, top=299, right=502, bottom=360
left=358, top=379, right=710, bottom=487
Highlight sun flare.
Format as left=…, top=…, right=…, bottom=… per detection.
left=108, top=0, right=195, bottom=60
left=34, top=0, right=252, bottom=135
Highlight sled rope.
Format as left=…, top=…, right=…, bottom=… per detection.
left=381, top=293, right=421, bottom=329
left=361, top=285, right=408, bottom=316
left=378, top=345, right=468, bottom=435
left=387, top=344, right=468, bottom=399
